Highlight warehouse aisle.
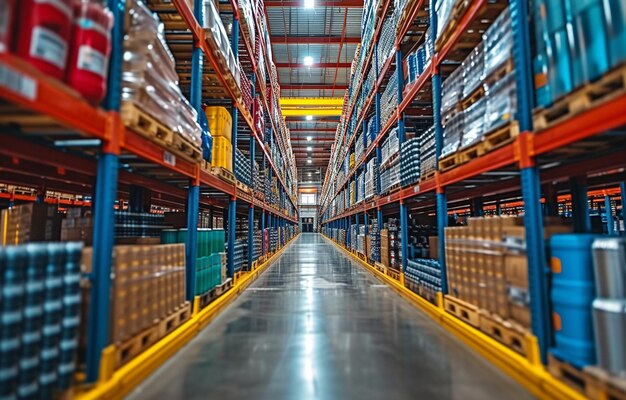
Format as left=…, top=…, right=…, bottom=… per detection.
left=127, top=233, right=533, bottom=400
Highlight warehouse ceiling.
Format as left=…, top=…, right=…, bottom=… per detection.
left=266, top=0, right=363, bottom=183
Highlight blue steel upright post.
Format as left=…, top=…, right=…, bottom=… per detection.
left=510, top=0, right=551, bottom=363
left=430, top=0, right=448, bottom=294
left=395, top=48, right=409, bottom=273
left=248, top=74, right=256, bottom=267
left=184, top=0, right=204, bottom=302
left=86, top=0, right=125, bottom=383
left=621, top=182, right=626, bottom=236
left=227, top=17, right=240, bottom=277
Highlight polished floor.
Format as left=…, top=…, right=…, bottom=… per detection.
left=128, top=233, right=533, bottom=400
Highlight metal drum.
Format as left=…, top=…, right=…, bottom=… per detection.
left=592, top=298, right=626, bottom=376
left=592, top=237, right=626, bottom=299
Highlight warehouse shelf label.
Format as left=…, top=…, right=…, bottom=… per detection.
left=164, top=151, right=176, bottom=167
left=0, top=61, right=37, bottom=101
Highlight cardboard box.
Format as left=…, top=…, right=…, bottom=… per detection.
left=505, top=253, right=528, bottom=288
left=428, top=236, right=439, bottom=259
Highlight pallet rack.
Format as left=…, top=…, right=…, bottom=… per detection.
left=0, top=0, right=298, bottom=389
left=319, top=0, right=626, bottom=395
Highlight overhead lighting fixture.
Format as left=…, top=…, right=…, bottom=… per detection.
left=307, top=146, right=312, bottom=151
left=304, top=0, right=314, bottom=8
left=303, top=56, right=313, bottom=66
left=305, top=115, right=313, bottom=121
left=308, top=173, right=312, bottom=177
left=307, top=159, right=312, bottom=164
left=306, top=136, right=312, bottom=141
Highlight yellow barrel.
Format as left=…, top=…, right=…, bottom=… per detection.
left=212, top=136, right=233, bottom=172
left=205, top=106, right=232, bottom=141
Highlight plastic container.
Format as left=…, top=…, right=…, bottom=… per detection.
left=566, top=0, right=610, bottom=86
left=0, top=0, right=16, bottom=53
left=550, top=234, right=601, bottom=368
left=592, top=237, right=626, bottom=298
left=592, top=298, right=626, bottom=376
left=211, top=136, right=233, bottom=172
left=204, top=106, right=232, bottom=141
left=66, top=0, right=113, bottom=103
left=15, top=0, right=73, bottom=79
left=602, top=0, right=626, bottom=68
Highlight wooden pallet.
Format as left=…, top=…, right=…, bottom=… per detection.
left=211, top=166, right=236, bottom=184
left=236, top=180, right=252, bottom=194
left=419, top=169, right=436, bottom=182
left=115, top=324, right=160, bottom=367
left=120, top=102, right=174, bottom=146
left=478, top=310, right=529, bottom=356
left=215, top=278, right=233, bottom=297
left=461, top=85, right=486, bottom=110
left=158, top=301, right=191, bottom=338
left=534, top=63, right=626, bottom=131
left=438, top=122, right=519, bottom=172
left=585, top=366, right=626, bottom=400
left=548, top=354, right=594, bottom=398
left=443, top=295, right=480, bottom=327
left=172, top=134, right=202, bottom=164
left=385, top=267, right=402, bottom=281
left=374, top=262, right=387, bottom=274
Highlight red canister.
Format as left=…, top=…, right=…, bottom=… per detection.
left=15, top=0, right=73, bottom=79
left=0, top=0, right=16, bottom=53
left=66, top=0, right=113, bottom=102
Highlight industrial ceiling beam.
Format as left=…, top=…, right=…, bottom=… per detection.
left=271, top=36, right=361, bottom=44
left=275, top=62, right=352, bottom=68
left=265, top=0, right=363, bottom=7
left=289, top=128, right=337, bottom=132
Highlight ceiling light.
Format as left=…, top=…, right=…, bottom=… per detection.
left=308, top=173, right=312, bottom=177
left=306, top=136, right=312, bottom=141
left=307, top=159, right=312, bottom=164
left=307, top=146, right=312, bottom=151
left=303, top=56, right=313, bottom=66
left=304, top=0, right=314, bottom=9
left=305, top=115, right=313, bottom=121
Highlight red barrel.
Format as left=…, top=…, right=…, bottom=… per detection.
left=66, top=0, right=113, bottom=103
left=15, top=0, right=73, bottom=79
left=0, top=0, right=16, bottom=53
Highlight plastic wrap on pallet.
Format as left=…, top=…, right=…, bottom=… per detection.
left=484, top=8, right=512, bottom=76
left=441, top=111, right=465, bottom=158
left=203, top=0, right=240, bottom=86
left=462, top=42, right=485, bottom=98
left=441, top=65, right=464, bottom=116
left=461, top=96, right=488, bottom=148
left=419, top=125, right=437, bottom=177
left=485, top=72, right=517, bottom=132
left=400, top=137, right=421, bottom=187
left=435, top=0, right=456, bottom=39
left=123, top=0, right=202, bottom=147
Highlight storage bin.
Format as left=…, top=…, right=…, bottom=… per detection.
left=211, top=136, right=233, bottom=172
left=592, top=298, right=626, bottom=376
left=592, top=237, right=626, bottom=298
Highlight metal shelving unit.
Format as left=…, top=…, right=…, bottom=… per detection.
left=319, top=0, right=626, bottom=373
left=0, top=0, right=299, bottom=389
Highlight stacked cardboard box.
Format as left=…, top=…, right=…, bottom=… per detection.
left=380, top=228, right=390, bottom=268
left=108, top=244, right=186, bottom=343
left=1, top=203, right=62, bottom=245
left=445, top=216, right=570, bottom=328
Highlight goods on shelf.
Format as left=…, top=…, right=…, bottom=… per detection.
left=388, top=219, right=402, bottom=270
left=380, top=69, right=398, bottom=128
left=108, top=243, right=186, bottom=342
left=202, top=0, right=240, bottom=87
left=0, top=242, right=83, bottom=399
left=418, top=126, right=436, bottom=179
left=66, top=1, right=114, bottom=102
left=115, top=211, right=165, bottom=239
left=205, top=106, right=232, bottom=141
left=369, top=218, right=381, bottom=262
left=235, top=149, right=252, bottom=187
left=406, top=258, right=442, bottom=298
left=445, top=216, right=570, bottom=329
left=378, top=13, right=397, bottom=75
left=531, top=0, right=626, bottom=108
left=550, top=234, right=601, bottom=368
left=161, top=228, right=225, bottom=295
left=212, top=136, right=233, bottom=172
left=0, top=203, right=62, bottom=245
left=122, top=0, right=202, bottom=149
left=364, top=158, right=377, bottom=199
left=591, top=237, right=626, bottom=377
left=400, top=137, right=420, bottom=187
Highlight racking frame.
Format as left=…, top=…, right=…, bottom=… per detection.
left=0, top=0, right=299, bottom=387
left=319, top=0, right=626, bottom=371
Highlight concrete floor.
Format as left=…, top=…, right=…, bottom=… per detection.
left=127, top=233, right=533, bottom=400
